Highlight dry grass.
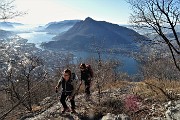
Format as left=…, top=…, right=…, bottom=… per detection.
left=77, top=80, right=129, bottom=95
left=78, top=78, right=180, bottom=102
left=92, top=79, right=180, bottom=119
left=32, top=105, right=42, bottom=112
left=80, top=79, right=180, bottom=119
left=132, top=79, right=180, bottom=102
left=101, top=80, right=130, bottom=91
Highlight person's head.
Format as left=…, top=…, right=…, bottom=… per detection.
left=80, top=63, right=86, bottom=71
left=62, top=69, right=71, bottom=81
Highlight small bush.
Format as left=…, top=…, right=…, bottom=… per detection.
left=124, top=94, right=142, bottom=113
left=94, top=98, right=124, bottom=115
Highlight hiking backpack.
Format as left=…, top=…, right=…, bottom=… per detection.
left=71, top=72, right=78, bottom=81
left=86, top=64, right=93, bottom=78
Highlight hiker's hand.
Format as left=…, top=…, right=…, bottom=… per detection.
left=88, top=77, right=91, bottom=80
left=68, top=96, right=73, bottom=100
left=80, top=81, right=82, bottom=86
left=55, top=86, right=58, bottom=93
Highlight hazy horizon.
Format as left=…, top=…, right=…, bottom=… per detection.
left=6, top=0, right=131, bottom=25
left=5, top=18, right=131, bottom=26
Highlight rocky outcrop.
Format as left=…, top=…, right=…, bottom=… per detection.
left=101, top=113, right=130, bottom=120
left=165, top=100, right=180, bottom=120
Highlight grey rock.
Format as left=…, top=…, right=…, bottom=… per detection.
left=151, top=117, right=164, bottom=120
left=101, top=113, right=117, bottom=120
left=165, top=109, right=173, bottom=120
left=165, top=100, right=180, bottom=120
left=101, top=113, right=130, bottom=120
left=39, top=97, right=51, bottom=106
left=119, top=114, right=130, bottom=120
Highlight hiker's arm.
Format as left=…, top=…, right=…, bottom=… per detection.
left=79, top=72, right=83, bottom=88
left=88, top=75, right=92, bottom=80
left=80, top=72, right=82, bottom=81
left=55, top=77, right=62, bottom=90
left=76, top=74, right=82, bottom=86
left=88, top=72, right=93, bottom=80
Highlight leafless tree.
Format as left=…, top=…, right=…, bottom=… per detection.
left=0, top=41, right=49, bottom=119
left=128, top=0, right=180, bottom=71
left=136, top=44, right=180, bottom=80
left=2, top=54, right=46, bottom=109
left=0, top=0, right=25, bottom=21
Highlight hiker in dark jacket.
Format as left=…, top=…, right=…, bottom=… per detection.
left=55, top=69, right=78, bottom=113
left=80, top=63, right=93, bottom=98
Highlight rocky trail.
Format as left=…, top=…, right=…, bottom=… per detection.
left=20, top=84, right=132, bottom=120
left=19, top=83, right=180, bottom=120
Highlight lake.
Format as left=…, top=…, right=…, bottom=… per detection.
left=18, top=32, right=55, bottom=48
left=17, top=32, right=139, bottom=75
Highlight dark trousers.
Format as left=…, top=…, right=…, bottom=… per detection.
left=85, top=80, right=91, bottom=95
left=60, top=92, right=75, bottom=109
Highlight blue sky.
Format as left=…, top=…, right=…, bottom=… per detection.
left=13, top=0, right=131, bottom=25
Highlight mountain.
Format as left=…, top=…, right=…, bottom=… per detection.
left=0, top=22, right=24, bottom=29
left=10, top=22, right=24, bottom=26
left=0, top=22, right=14, bottom=28
left=42, top=17, right=147, bottom=52
left=0, top=29, right=13, bottom=39
left=44, top=20, right=81, bottom=34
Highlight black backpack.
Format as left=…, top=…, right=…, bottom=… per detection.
left=71, top=73, right=76, bottom=80
left=86, top=64, right=93, bottom=78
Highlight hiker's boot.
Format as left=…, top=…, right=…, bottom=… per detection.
left=61, top=107, right=70, bottom=113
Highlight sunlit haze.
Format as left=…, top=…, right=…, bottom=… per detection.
left=12, top=0, right=131, bottom=25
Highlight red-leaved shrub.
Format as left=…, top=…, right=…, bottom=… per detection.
left=124, top=94, right=142, bottom=113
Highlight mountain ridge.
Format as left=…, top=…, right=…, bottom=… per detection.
left=42, top=20, right=81, bottom=34
left=42, top=17, right=147, bottom=52
left=0, top=22, right=24, bottom=29
left=0, top=29, right=13, bottom=39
